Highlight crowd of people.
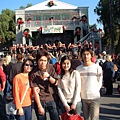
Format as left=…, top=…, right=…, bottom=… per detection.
left=0, top=41, right=120, bottom=120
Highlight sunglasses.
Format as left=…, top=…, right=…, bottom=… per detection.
left=25, top=64, right=33, bottom=67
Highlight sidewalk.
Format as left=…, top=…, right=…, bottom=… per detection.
left=100, top=83, right=120, bottom=120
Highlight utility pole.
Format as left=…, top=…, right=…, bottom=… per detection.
left=109, top=0, right=114, bottom=54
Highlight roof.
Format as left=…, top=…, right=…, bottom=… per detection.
left=25, top=0, right=78, bottom=11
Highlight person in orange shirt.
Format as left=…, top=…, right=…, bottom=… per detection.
left=13, top=58, right=34, bottom=120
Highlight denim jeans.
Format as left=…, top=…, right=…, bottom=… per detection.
left=15, top=105, right=32, bottom=120
left=4, top=78, right=12, bottom=97
left=60, top=101, right=82, bottom=115
left=34, top=100, right=59, bottom=120
left=82, top=98, right=100, bottom=120
left=0, top=90, right=8, bottom=120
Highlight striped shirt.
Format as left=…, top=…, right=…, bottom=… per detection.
left=76, top=63, right=102, bottom=99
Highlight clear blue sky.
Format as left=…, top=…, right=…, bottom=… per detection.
left=0, top=0, right=103, bottom=29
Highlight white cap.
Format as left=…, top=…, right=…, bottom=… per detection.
left=102, top=51, right=106, bottom=55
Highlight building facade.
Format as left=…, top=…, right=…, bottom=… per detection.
left=15, top=0, right=89, bottom=46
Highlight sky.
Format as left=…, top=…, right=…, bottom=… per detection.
left=0, top=0, right=103, bottom=29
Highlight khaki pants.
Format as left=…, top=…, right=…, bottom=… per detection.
left=82, top=98, right=100, bottom=120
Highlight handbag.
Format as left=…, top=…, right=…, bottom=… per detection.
left=100, top=86, right=106, bottom=96
left=7, top=82, right=29, bottom=115
left=60, top=112, right=83, bottom=120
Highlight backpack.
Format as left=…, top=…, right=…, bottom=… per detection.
left=99, top=60, right=103, bottom=67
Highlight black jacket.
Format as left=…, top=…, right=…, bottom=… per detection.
left=8, top=62, right=23, bottom=85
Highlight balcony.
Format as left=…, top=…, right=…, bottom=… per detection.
left=23, top=20, right=87, bottom=30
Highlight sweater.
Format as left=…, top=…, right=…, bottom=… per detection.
left=13, top=73, right=32, bottom=109
left=58, top=70, right=81, bottom=106
left=76, top=63, right=102, bottom=100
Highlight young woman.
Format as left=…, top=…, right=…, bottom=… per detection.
left=58, top=56, right=82, bottom=115
left=13, top=58, right=34, bottom=120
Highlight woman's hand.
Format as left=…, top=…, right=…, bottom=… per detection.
left=36, top=87, right=40, bottom=93
left=18, top=108, right=24, bottom=116
left=71, top=104, right=76, bottom=110
left=38, top=106, right=45, bottom=115
left=65, top=105, right=71, bottom=112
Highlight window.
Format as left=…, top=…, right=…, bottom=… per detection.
left=62, top=14, right=70, bottom=20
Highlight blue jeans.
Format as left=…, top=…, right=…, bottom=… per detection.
left=82, top=98, right=100, bottom=120
left=34, top=100, right=59, bottom=120
left=15, top=105, right=32, bottom=120
left=4, top=77, right=12, bottom=97
left=60, top=101, right=82, bottom=115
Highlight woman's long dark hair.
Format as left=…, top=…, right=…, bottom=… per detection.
left=60, top=56, right=73, bottom=79
left=21, top=58, right=34, bottom=74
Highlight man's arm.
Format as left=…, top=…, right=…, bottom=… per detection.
left=33, top=87, right=45, bottom=115
left=97, top=66, right=103, bottom=90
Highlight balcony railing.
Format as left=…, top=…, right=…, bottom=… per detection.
left=24, top=20, right=81, bottom=28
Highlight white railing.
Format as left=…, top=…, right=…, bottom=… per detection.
left=24, top=20, right=80, bottom=28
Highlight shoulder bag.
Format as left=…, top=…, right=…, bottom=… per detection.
left=7, top=82, right=29, bottom=115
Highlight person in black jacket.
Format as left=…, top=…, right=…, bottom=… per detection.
left=102, top=54, right=115, bottom=95
left=8, top=53, right=24, bottom=86
left=71, top=52, right=82, bottom=70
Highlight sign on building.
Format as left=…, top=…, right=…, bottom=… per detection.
left=42, top=25, right=63, bottom=34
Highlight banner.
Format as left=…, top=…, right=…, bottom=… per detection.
left=42, top=25, right=63, bottom=34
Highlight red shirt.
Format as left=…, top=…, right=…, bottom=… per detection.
left=54, top=62, right=61, bottom=75
left=91, top=57, right=96, bottom=63
left=0, top=67, right=6, bottom=90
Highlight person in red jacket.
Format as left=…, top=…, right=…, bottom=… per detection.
left=0, top=66, right=6, bottom=93
left=0, top=64, right=8, bottom=120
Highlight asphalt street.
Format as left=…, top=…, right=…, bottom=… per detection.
left=6, top=83, right=120, bottom=120
left=99, top=83, right=120, bottom=120
left=31, top=83, right=120, bottom=120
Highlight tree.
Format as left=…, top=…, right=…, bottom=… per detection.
left=0, top=4, right=33, bottom=47
left=26, top=4, right=32, bottom=8
left=94, top=0, right=120, bottom=53
left=19, top=3, right=32, bottom=9
left=0, top=9, right=16, bottom=45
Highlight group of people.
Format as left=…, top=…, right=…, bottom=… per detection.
left=0, top=45, right=104, bottom=120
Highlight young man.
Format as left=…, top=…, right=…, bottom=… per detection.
left=76, top=48, right=103, bottom=120
left=30, top=50, right=59, bottom=120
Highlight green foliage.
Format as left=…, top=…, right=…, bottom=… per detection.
left=6, top=31, right=16, bottom=41
left=0, top=4, right=33, bottom=45
left=94, top=0, right=120, bottom=53
left=19, top=3, right=32, bottom=9
left=19, top=6, right=26, bottom=9
left=0, top=9, right=16, bottom=44
left=26, top=4, right=32, bottom=8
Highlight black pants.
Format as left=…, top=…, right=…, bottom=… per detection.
left=104, top=78, right=113, bottom=95
left=0, top=91, right=8, bottom=120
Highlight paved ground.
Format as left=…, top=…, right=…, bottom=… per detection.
left=99, top=83, right=120, bottom=120
left=6, top=82, right=120, bottom=120
left=31, top=82, right=120, bottom=120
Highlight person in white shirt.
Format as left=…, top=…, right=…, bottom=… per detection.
left=76, top=48, right=103, bottom=120
left=96, top=53, right=105, bottom=66
left=58, top=56, right=82, bottom=115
